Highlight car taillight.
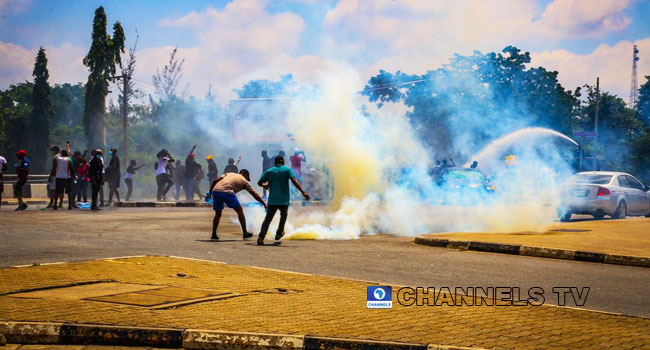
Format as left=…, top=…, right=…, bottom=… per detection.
left=596, top=187, right=611, bottom=196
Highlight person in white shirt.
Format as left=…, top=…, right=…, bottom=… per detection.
left=53, top=149, right=75, bottom=210
left=155, top=149, right=174, bottom=201
left=0, top=154, right=7, bottom=210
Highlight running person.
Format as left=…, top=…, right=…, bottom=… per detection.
left=257, top=156, right=309, bottom=245
left=209, top=169, right=266, bottom=240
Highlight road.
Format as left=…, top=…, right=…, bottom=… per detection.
left=1, top=206, right=649, bottom=317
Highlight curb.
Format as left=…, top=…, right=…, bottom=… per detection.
left=115, top=201, right=210, bottom=208
left=0, top=322, right=487, bottom=350
left=414, top=236, right=650, bottom=268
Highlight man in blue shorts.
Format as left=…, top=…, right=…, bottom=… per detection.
left=209, top=169, right=266, bottom=240
left=257, top=156, right=310, bottom=245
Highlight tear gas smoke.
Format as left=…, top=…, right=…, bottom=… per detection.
left=240, top=66, right=577, bottom=239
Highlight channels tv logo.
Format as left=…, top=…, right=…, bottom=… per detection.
left=367, top=286, right=392, bottom=309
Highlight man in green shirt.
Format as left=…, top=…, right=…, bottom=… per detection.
left=257, top=155, right=310, bottom=245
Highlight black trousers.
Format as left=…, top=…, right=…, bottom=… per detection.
left=91, top=181, right=101, bottom=209
left=156, top=174, right=173, bottom=200
left=259, top=205, right=289, bottom=239
left=125, top=178, right=133, bottom=201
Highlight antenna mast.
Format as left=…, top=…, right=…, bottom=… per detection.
left=630, top=44, right=639, bottom=108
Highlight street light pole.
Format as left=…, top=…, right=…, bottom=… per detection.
left=593, top=77, right=600, bottom=171
left=110, top=74, right=130, bottom=165
left=122, top=75, right=129, bottom=165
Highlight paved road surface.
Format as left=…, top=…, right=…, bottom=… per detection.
left=1, top=207, right=648, bottom=317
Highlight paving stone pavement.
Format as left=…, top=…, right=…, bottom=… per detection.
left=4, top=345, right=174, bottom=349
left=0, top=256, right=648, bottom=349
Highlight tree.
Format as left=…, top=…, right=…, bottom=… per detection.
left=152, top=47, right=184, bottom=100
left=234, top=74, right=298, bottom=98
left=638, top=76, right=650, bottom=125
left=82, top=6, right=125, bottom=150
left=50, top=83, right=86, bottom=148
left=0, top=83, right=33, bottom=157
left=28, top=47, right=53, bottom=173
left=363, top=46, right=581, bottom=156
left=579, top=86, right=646, bottom=171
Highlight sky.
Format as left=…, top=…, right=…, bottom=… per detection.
left=1, top=0, right=649, bottom=104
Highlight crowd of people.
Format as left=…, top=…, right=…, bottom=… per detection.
left=0, top=143, right=314, bottom=214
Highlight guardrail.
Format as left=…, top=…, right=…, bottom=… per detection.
left=1, top=174, right=50, bottom=199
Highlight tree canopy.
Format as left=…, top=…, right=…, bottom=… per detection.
left=82, top=6, right=125, bottom=150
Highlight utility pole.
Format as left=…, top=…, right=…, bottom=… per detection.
left=110, top=74, right=129, bottom=164
left=593, top=77, right=600, bottom=171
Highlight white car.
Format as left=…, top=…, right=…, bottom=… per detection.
left=557, top=171, right=650, bottom=221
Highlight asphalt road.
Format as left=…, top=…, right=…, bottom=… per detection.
left=1, top=206, right=649, bottom=317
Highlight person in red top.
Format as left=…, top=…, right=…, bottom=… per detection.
left=14, top=150, right=30, bottom=211
left=75, top=156, right=90, bottom=203
left=289, top=149, right=307, bottom=179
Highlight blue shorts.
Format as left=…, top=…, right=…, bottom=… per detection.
left=212, top=191, right=241, bottom=211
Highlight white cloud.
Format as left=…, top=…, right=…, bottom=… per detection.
left=0, top=41, right=33, bottom=86
left=320, top=0, right=641, bottom=100
left=532, top=38, right=650, bottom=101
left=537, top=0, right=631, bottom=38
left=134, top=0, right=323, bottom=101
left=0, top=41, right=86, bottom=88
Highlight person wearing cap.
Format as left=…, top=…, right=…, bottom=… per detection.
left=184, top=144, right=200, bottom=200
left=206, top=155, right=219, bottom=184
left=257, top=155, right=310, bottom=245
left=14, top=149, right=30, bottom=211
left=209, top=169, right=266, bottom=240
left=89, top=149, right=104, bottom=210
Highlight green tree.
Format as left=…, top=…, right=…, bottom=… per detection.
left=82, top=6, right=125, bottom=150
left=579, top=86, right=645, bottom=171
left=28, top=47, right=53, bottom=172
left=234, top=74, right=299, bottom=98
left=0, top=83, right=33, bottom=158
left=363, top=46, right=581, bottom=156
left=637, top=75, right=650, bottom=124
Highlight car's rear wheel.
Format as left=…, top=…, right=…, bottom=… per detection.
left=593, top=213, right=605, bottom=220
left=612, top=201, right=626, bottom=219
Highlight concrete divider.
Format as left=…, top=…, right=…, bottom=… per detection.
left=183, top=329, right=304, bottom=349
left=0, top=322, right=491, bottom=349
left=414, top=236, right=650, bottom=268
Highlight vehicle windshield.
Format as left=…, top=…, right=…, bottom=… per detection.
left=447, top=170, right=486, bottom=182
left=566, top=174, right=612, bottom=184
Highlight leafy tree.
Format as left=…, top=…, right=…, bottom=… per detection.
left=28, top=47, right=53, bottom=172
left=363, top=46, right=581, bottom=156
left=82, top=6, right=125, bottom=150
left=234, top=74, right=298, bottom=98
left=0, top=83, right=33, bottom=158
left=579, top=86, right=646, bottom=171
left=637, top=75, right=650, bottom=125
left=50, top=83, right=86, bottom=149
left=152, top=47, right=185, bottom=100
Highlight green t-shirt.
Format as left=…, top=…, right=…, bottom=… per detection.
left=259, top=165, right=296, bottom=206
